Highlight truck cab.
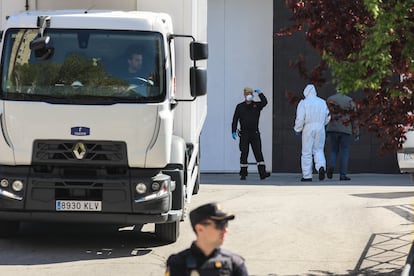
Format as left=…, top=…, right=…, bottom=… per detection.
left=0, top=10, right=208, bottom=242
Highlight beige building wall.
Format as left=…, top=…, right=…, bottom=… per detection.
left=202, top=0, right=273, bottom=172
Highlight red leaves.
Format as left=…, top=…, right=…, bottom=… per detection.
left=278, top=0, right=414, bottom=152
left=279, top=0, right=372, bottom=60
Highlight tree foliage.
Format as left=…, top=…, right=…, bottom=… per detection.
left=12, top=54, right=129, bottom=96
left=277, top=0, right=414, bottom=151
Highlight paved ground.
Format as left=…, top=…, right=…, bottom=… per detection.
left=201, top=172, right=414, bottom=186
left=0, top=173, right=413, bottom=276
left=199, top=173, right=414, bottom=276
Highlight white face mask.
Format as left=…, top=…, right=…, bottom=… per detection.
left=246, top=94, right=254, bottom=101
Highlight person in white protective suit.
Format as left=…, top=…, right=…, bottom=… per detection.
left=293, top=84, right=331, bottom=182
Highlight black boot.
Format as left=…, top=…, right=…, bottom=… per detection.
left=318, top=167, right=325, bottom=181
left=240, top=167, right=248, bottom=180
left=258, top=164, right=271, bottom=180
left=327, top=167, right=334, bottom=179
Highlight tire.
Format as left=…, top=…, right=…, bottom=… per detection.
left=155, top=220, right=180, bottom=243
left=0, top=221, right=19, bottom=238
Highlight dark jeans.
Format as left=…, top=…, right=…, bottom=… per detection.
left=328, top=132, right=351, bottom=176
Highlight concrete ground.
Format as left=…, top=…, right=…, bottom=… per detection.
left=0, top=173, right=412, bottom=276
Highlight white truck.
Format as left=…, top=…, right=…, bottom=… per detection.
left=0, top=9, right=208, bottom=242
left=397, top=73, right=414, bottom=183
left=397, top=126, right=414, bottom=182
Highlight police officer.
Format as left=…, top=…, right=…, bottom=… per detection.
left=232, top=87, right=270, bottom=180
left=165, top=202, right=248, bottom=276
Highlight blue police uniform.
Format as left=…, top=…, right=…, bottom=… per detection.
left=166, top=242, right=248, bottom=276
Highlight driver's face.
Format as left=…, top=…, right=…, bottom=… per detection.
left=128, top=53, right=143, bottom=73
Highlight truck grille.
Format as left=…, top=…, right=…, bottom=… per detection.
left=32, top=140, right=128, bottom=165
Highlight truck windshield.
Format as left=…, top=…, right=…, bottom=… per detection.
left=1, top=29, right=165, bottom=104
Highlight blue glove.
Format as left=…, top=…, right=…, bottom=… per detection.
left=232, top=132, right=237, bottom=140
left=295, top=131, right=301, bottom=136
left=254, top=89, right=261, bottom=93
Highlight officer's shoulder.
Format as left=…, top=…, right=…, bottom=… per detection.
left=219, top=248, right=245, bottom=263
left=167, top=248, right=191, bottom=265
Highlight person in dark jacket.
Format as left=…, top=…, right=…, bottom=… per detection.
left=165, top=202, right=248, bottom=276
left=231, top=87, right=270, bottom=180
left=326, top=90, right=359, bottom=181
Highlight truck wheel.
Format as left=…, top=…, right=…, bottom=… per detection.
left=155, top=220, right=180, bottom=243
left=0, top=221, right=19, bottom=238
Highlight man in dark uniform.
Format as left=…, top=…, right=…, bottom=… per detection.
left=165, top=202, right=248, bottom=276
left=232, top=87, right=271, bottom=180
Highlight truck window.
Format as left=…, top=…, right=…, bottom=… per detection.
left=1, top=29, right=165, bottom=104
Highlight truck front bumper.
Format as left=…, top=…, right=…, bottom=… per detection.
left=0, top=209, right=182, bottom=224
left=0, top=165, right=180, bottom=224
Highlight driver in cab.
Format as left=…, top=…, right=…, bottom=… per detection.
left=118, top=46, right=155, bottom=97
left=126, top=48, right=145, bottom=78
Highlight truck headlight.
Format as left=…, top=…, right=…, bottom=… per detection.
left=151, top=182, right=160, bottom=191
left=12, top=180, right=24, bottom=192
left=0, top=179, right=9, bottom=188
left=135, top=183, right=147, bottom=194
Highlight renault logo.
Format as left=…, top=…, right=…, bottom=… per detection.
left=73, top=142, right=87, bottom=160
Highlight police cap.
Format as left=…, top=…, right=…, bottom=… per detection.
left=190, top=202, right=235, bottom=228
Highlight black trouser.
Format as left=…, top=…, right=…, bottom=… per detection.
left=239, top=131, right=266, bottom=177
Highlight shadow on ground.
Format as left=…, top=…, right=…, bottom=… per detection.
left=0, top=222, right=169, bottom=265
left=250, top=231, right=411, bottom=276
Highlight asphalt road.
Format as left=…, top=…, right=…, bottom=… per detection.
left=0, top=173, right=413, bottom=276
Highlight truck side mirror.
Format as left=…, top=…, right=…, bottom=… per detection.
left=190, top=67, right=207, bottom=97
left=190, top=42, right=208, bottom=61
left=30, top=36, right=54, bottom=60
left=190, top=42, right=208, bottom=97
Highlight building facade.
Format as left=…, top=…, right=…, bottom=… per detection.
left=0, top=0, right=399, bottom=173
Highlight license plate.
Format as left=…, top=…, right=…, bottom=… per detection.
left=404, top=153, right=414, bottom=160
left=56, top=200, right=102, bottom=211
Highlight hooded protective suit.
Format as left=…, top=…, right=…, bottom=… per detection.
left=294, top=84, right=331, bottom=179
